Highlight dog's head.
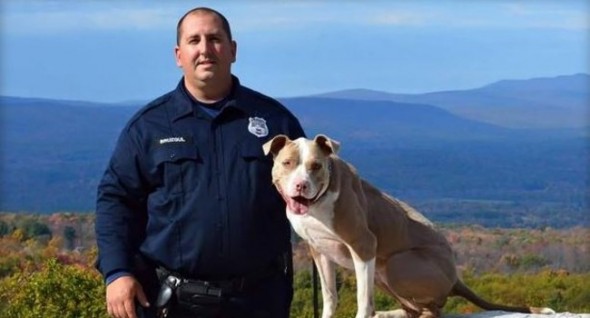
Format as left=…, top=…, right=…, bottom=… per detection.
left=263, top=134, right=340, bottom=215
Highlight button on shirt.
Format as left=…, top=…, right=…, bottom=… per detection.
left=96, top=76, right=305, bottom=280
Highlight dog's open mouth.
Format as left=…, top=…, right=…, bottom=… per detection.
left=276, top=184, right=324, bottom=215
left=289, top=196, right=312, bottom=214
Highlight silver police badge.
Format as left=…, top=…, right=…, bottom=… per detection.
left=248, top=117, right=269, bottom=138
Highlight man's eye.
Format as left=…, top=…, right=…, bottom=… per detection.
left=187, top=36, right=200, bottom=44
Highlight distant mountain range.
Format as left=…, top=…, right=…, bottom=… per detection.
left=1, top=74, right=588, bottom=228
left=313, top=73, right=589, bottom=129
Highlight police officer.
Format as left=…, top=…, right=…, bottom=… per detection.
left=95, top=7, right=305, bottom=318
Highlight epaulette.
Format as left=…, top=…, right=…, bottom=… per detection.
left=124, top=92, right=174, bottom=131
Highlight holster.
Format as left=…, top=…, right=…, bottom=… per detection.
left=154, top=275, right=179, bottom=318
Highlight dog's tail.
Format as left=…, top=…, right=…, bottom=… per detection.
left=451, top=279, right=555, bottom=314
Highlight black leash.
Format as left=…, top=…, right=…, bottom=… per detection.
left=312, top=261, right=319, bottom=318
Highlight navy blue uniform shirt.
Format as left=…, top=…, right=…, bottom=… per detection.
left=95, top=76, right=305, bottom=280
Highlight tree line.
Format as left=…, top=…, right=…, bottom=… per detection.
left=0, top=213, right=588, bottom=317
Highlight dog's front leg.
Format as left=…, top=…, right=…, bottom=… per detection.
left=310, top=247, right=338, bottom=318
left=350, top=249, right=376, bottom=318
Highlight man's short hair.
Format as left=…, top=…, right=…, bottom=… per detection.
left=176, top=7, right=233, bottom=45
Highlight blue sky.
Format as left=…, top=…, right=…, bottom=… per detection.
left=1, top=0, right=588, bottom=103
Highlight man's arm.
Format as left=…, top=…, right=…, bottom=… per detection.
left=96, top=130, right=147, bottom=275
left=96, top=130, right=149, bottom=317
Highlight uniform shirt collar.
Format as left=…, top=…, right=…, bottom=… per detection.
left=170, top=76, right=248, bottom=122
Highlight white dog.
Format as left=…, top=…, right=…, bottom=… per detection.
left=263, top=134, right=554, bottom=318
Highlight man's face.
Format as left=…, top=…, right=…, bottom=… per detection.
left=175, top=12, right=236, bottom=86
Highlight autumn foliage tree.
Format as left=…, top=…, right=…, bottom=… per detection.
left=0, top=258, right=107, bottom=318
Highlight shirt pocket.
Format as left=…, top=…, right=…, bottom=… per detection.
left=238, top=140, right=275, bottom=190
left=151, top=145, right=200, bottom=195
left=239, top=139, right=275, bottom=171
left=240, top=142, right=268, bottom=161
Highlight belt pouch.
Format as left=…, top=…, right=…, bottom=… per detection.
left=176, top=281, right=223, bottom=315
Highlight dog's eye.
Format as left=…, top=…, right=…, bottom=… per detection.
left=282, top=159, right=292, bottom=167
left=310, top=162, right=322, bottom=171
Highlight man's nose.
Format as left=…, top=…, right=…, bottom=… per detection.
left=197, top=39, right=211, bottom=54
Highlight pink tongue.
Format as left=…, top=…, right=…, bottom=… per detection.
left=287, top=197, right=309, bottom=214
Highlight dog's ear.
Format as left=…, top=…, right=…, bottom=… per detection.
left=314, top=134, right=340, bottom=155
left=263, top=134, right=291, bottom=158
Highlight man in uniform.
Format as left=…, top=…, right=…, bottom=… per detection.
left=95, top=7, right=304, bottom=318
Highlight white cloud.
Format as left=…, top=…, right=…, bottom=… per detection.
left=368, top=11, right=428, bottom=26
left=1, top=3, right=183, bottom=35
left=503, top=2, right=590, bottom=30
left=85, top=8, right=174, bottom=30
left=233, top=2, right=589, bottom=32
left=2, top=0, right=587, bottom=37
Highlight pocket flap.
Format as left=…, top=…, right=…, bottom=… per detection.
left=152, top=145, right=199, bottom=165
left=240, top=142, right=266, bottom=160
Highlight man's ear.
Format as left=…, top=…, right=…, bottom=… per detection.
left=314, top=134, right=340, bottom=155
left=231, top=40, right=237, bottom=63
left=262, top=134, right=291, bottom=158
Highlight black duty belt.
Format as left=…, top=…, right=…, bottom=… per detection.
left=155, top=255, right=288, bottom=318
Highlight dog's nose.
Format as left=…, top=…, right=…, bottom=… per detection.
left=295, top=182, right=308, bottom=193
